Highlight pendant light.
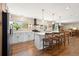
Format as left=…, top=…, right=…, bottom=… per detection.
left=42, top=9, right=45, bottom=24
left=52, top=13, right=55, bottom=24
left=59, top=16, right=61, bottom=26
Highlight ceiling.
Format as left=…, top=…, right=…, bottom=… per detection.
left=7, top=3, right=79, bottom=23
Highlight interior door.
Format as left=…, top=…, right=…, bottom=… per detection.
left=2, top=11, right=8, bottom=56
left=0, top=10, right=2, bottom=56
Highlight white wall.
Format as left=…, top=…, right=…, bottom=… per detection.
left=63, top=23, right=79, bottom=30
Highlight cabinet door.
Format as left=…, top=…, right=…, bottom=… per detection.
left=28, top=32, right=32, bottom=40
left=18, top=33, right=25, bottom=42
left=27, top=32, right=30, bottom=40
left=27, top=32, right=34, bottom=41
left=24, top=32, right=29, bottom=41
left=30, top=32, right=34, bottom=40
left=24, top=32, right=34, bottom=41
left=12, top=33, right=19, bottom=44
left=17, top=33, right=23, bottom=42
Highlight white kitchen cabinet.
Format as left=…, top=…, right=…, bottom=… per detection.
left=24, top=32, right=29, bottom=41
left=10, top=31, right=34, bottom=44
left=28, top=32, right=34, bottom=40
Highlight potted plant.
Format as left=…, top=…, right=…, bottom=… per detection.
left=13, top=22, right=20, bottom=31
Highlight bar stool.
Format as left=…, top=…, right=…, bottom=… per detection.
left=60, top=32, right=66, bottom=46
left=64, top=31, right=70, bottom=45
left=52, top=33, right=61, bottom=49
left=43, top=33, right=53, bottom=50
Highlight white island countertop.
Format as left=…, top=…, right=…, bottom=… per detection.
left=36, top=32, right=45, bottom=35
left=36, top=31, right=59, bottom=35
left=13, top=31, right=32, bottom=33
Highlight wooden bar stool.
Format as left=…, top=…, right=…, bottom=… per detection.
left=52, top=33, right=61, bottom=49
left=60, top=32, right=66, bottom=46
left=43, top=33, right=53, bottom=50
left=64, top=31, right=70, bottom=45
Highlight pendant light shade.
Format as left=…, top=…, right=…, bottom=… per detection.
left=34, top=18, right=37, bottom=25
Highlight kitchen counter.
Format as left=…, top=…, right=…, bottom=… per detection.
left=34, top=31, right=59, bottom=50
left=34, top=32, right=45, bottom=50
left=9, top=30, right=59, bottom=49
left=9, top=31, right=34, bottom=44
left=35, top=31, right=59, bottom=35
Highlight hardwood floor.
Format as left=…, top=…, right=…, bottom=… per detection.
left=11, top=36, right=79, bottom=56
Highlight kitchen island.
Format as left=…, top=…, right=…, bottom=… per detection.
left=34, top=31, right=59, bottom=50
left=34, top=32, right=45, bottom=50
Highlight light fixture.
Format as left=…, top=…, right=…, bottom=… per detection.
left=66, top=6, right=70, bottom=10
left=59, top=23, right=61, bottom=26
left=52, top=21, right=54, bottom=24
left=52, top=13, right=55, bottom=20
left=9, top=21, right=13, bottom=24
left=52, top=21, right=56, bottom=24
left=65, top=4, right=71, bottom=10
left=52, top=13, right=55, bottom=24
left=41, top=9, right=45, bottom=25
left=42, top=9, right=44, bottom=20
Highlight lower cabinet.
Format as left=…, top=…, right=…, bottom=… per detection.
left=10, top=32, right=34, bottom=44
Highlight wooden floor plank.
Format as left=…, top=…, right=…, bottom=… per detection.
left=11, top=36, right=79, bottom=56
